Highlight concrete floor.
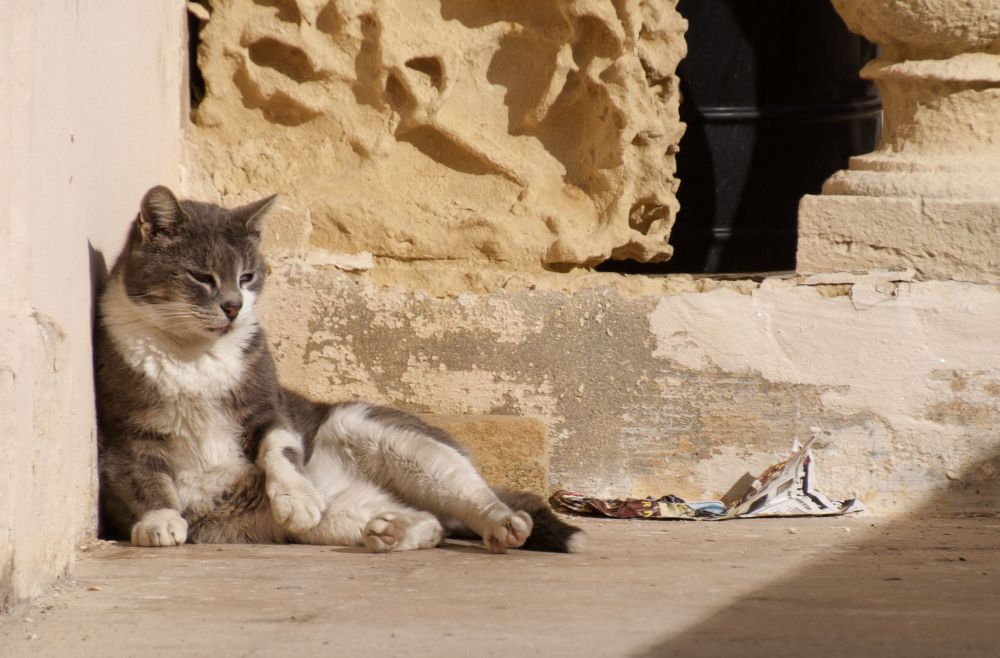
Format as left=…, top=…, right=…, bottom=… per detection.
left=1, top=515, right=998, bottom=657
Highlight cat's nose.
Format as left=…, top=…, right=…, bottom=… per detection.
left=221, top=299, right=242, bottom=320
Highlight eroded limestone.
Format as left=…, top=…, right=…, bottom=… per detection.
left=186, top=0, right=686, bottom=270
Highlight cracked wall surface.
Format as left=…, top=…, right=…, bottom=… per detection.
left=258, top=240, right=1000, bottom=513
left=185, top=0, right=685, bottom=269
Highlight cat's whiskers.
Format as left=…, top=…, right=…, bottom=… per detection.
left=126, top=291, right=170, bottom=300
left=112, top=305, right=225, bottom=343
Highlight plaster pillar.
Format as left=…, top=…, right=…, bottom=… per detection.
left=797, top=0, right=1000, bottom=281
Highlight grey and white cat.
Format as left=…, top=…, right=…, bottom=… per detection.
left=95, top=186, right=583, bottom=553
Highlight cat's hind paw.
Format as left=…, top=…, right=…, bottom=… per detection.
left=364, top=512, right=444, bottom=553
left=364, top=514, right=407, bottom=553
left=131, top=509, right=188, bottom=547
left=482, top=510, right=533, bottom=554
left=267, top=476, right=324, bottom=534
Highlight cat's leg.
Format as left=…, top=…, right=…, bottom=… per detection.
left=313, top=402, right=532, bottom=553
left=100, top=431, right=188, bottom=547
left=298, top=445, right=444, bottom=552
left=295, top=476, right=444, bottom=552
left=256, top=427, right=324, bottom=534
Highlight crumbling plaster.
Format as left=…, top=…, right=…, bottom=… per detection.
left=0, top=1, right=184, bottom=610
left=259, top=250, right=1000, bottom=514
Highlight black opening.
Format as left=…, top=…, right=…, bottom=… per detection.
left=599, top=0, right=881, bottom=275
left=187, top=4, right=207, bottom=111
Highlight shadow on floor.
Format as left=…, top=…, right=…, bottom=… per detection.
left=639, top=452, right=1000, bottom=657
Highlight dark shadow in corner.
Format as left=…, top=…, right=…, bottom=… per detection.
left=187, top=2, right=207, bottom=110
left=88, top=241, right=109, bottom=537
left=87, top=242, right=108, bottom=339
left=638, top=448, right=1000, bottom=657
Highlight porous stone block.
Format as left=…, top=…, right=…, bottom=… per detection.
left=186, top=0, right=687, bottom=269
left=422, top=415, right=549, bottom=497
left=261, top=205, right=312, bottom=257
left=797, top=194, right=1000, bottom=282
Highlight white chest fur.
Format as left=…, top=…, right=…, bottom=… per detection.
left=101, top=278, right=257, bottom=509
left=163, top=399, right=250, bottom=511
left=101, top=278, right=253, bottom=398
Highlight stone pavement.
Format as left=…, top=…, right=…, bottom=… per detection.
left=1, top=515, right=998, bottom=657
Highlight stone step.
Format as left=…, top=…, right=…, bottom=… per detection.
left=421, top=414, right=549, bottom=497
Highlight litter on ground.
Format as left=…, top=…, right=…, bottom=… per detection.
left=550, top=430, right=862, bottom=520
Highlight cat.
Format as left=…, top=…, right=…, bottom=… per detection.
left=95, top=186, right=583, bottom=553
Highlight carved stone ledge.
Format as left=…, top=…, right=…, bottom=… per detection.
left=798, top=0, right=1000, bottom=281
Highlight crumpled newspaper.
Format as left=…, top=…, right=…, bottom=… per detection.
left=549, top=492, right=726, bottom=519
left=551, top=430, right=862, bottom=520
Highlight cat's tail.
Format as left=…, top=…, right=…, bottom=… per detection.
left=494, top=488, right=586, bottom=553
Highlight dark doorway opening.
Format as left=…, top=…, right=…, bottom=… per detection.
left=599, top=0, right=881, bottom=275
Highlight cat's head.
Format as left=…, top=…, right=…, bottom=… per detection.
left=116, top=185, right=277, bottom=341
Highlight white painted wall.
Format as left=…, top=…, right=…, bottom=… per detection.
left=0, top=0, right=184, bottom=610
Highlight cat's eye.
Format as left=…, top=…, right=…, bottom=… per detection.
left=187, top=271, right=217, bottom=289
left=239, top=272, right=255, bottom=285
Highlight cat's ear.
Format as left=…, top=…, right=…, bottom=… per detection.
left=138, top=186, right=187, bottom=243
left=233, top=194, right=278, bottom=236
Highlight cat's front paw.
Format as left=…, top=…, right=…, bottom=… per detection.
left=482, top=510, right=533, bottom=554
left=267, top=475, right=324, bottom=534
left=131, top=509, right=188, bottom=547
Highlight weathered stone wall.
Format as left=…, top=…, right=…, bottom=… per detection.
left=184, top=0, right=1000, bottom=519
left=186, top=0, right=686, bottom=269
left=0, top=2, right=184, bottom=611
left=258, top=249, right=1000, bottom=513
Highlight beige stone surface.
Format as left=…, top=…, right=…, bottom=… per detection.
left=798, top=0, right=1000, bottom=278
left=831, top=0, right=1000, bottom=176
left=798, top=195, right=1000, bottom=281
left=185, top=0, right=686, bottom=269
left=425, top=415, right=549, bottom=496
left=259, top=257, right=1000, bottom=514
left=0, top=1, right=184, bottom=611
left=831, top=0, right=1000, bottom=60
left=2, top=516, right=999, bottom=657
